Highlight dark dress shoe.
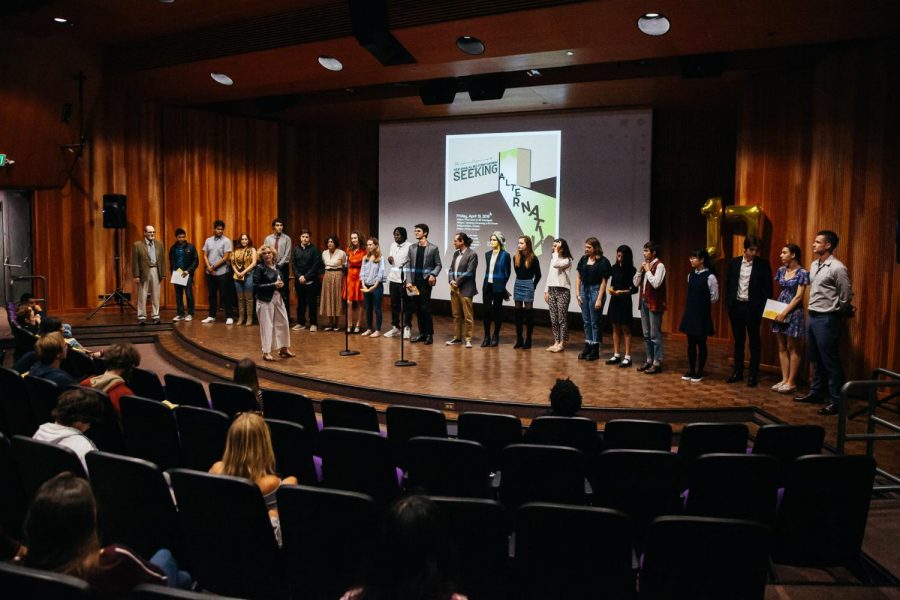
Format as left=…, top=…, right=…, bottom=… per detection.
left=481, top=338, right=491, bottom=347
left=794, top=392, right=825, bottom=404
left=489, top=336, right=499, bottom=347
left=746, top=374, right=758, bottom=387
left=606, top=356, right=621, bottom=365
left=138, top=320, right=147, bottom=327
left=513, top=338, right=523, bottom=349
left=152, top=319, right=161, bottom=325
left=619, top=358, right=632, bottom=368
left=522, top=338, right=532, bottom=349
left=818, top=402, right=839, bottom=415
left=410, top=334, right=424, bottom=343
left=636, top=362, right=652, bottom=372
left=725, top=372, right=743, bottom=384
left=645, top=364, right=662, bottom=374
left=423, top=334, right=433, bottom=345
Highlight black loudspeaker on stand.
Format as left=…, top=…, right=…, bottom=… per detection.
left=395, top=274, right=416, bottom=367
left=88, top=194, right=134, bottom=319
left=339, top=294, right=359, bottom=357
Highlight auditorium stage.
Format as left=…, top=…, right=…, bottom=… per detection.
left=66, top=310, right=852, bottom=435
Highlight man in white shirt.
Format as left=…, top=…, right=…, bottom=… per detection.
left=724, top=235, right=773, bottom=387
left=384, top=227, right=411, bottom=338
left=201, top=220, right=234, bottom=324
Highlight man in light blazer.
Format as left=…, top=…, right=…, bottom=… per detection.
left=404, top=223, right=442, bottom=345
left=446, top=232, right=478, bottom=348
left=132, top=224, right=166, bottom=325
left=725, top=235, right=773, bottom=387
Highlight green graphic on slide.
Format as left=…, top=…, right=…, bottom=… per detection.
left=498, top=148, right=556, bottom=256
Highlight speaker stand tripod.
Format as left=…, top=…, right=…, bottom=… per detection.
left=88, top=228, right=136, bottom=319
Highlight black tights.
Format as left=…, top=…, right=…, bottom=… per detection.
left=687, top=334, right=708, bottom=375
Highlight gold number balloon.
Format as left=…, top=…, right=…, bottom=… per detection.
left=700, top=197, right=723, bottom=258
left=724, top=204, right=763, bottom=239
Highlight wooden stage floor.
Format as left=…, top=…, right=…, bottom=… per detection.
left=66, top=309, right=870, bottom=430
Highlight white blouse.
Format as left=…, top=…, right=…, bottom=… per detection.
left=545, top=252, right=572, bottom=290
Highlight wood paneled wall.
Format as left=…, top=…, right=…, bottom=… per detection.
left=278, top=123, right=379, bottom=249
left=33, top=91, right=279, bottom=311
left=734, top=38, right=900, bottom=378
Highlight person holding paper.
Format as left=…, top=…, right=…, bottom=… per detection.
left=770, top=243, right=809, bottom=394
left=724, top=235, right=772, bottom=387
left=169, top=228, right=199, bottom=321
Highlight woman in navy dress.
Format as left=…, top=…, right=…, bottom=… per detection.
left=678, top=249, right=719, bottom=382
left=605, top=245, right=637, bottom=367
left=771, top=243, right=810, bottom=394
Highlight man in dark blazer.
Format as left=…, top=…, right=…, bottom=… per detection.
left=446, top=232, right=478, bottom=348
left=725, top=235, right=772, bottom=386
left=404, top=223, right=442, bottom=344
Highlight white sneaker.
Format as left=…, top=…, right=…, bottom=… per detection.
left=403, top=327, right=411, bottom=340
left=369, top=330, right=381, bottom=338
left=771, top=382, right=785, bottom=391
left=309, top=325, right=317, bottom=332
left=172, top=315, right=183, bottom=321
left=292, top=324, right=304, bottom=331
left=201, top=316, right=215, bottom=324
left=361, top=329, right=372, bottom=337
left=226, top=318, right=234, bottom=325
left=185, top=315, right=193, bottom=321
left=384, top=327, right=400, bottom=338
left=465, top=340, right=473, bottom=348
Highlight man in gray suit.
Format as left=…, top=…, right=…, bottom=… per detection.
left=404, top=223, right=442, bottom=345
left=446, top=232, right=479, bottom=348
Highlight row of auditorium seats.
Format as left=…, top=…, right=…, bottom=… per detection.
left=0, top=436, right=877, bottom=599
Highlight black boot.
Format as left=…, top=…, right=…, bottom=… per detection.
left=523, top=309, right=533, bottom=349
left=578, top=343, right=590, bottom=360
left=513, top=308, right=524, bottom=348
left=586, top=344, right=600, bottom=361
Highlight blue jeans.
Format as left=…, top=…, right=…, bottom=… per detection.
left=174, top=274, right=194, bottom=316
left=580, top=284, right=602, bottom=345
left=150, top=548, right=193, bottom=589
left=640, top=298, right=664, bottom=364
left=364, top=285, right=384, bottom=330
left=808, top=312, right=844, bottom=401
left=234, top=277, right=254, bottom=294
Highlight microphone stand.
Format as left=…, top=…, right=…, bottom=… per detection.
left=395, top=269, right=416, bottom=367
left=340, top=276, right=359, bottom=357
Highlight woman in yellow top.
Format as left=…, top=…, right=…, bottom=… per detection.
left=231, top=233, right=258, bottom=326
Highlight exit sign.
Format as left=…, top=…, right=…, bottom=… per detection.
left=0, top=154, right=6, bottom=167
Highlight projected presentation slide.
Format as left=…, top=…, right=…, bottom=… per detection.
left=379, top=109, right=651, bottom=313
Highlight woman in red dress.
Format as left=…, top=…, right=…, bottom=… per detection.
left=342, top=231, right=366, bottom=333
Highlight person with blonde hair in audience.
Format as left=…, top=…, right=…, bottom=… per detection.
left=210, top=413, right=297, bottom=533
left=19, top=472, right=192, bottom=594
left=29, top=331, right=76, bottom=388
left=253, top=244, right=294, bottom=361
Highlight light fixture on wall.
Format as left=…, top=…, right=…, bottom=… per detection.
left=637, top=13, right=671, bottom=36
left=210, top=72, right=234, bottom=85
left=53, top=17, right=69, bottom=24
left=318, top=56, right=344, bottom=71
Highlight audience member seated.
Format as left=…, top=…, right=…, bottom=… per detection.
left=15, top=317, right=102, bottom=375
left=209, top=412, right=297, bottom=535
left=32, top=388, right=103, bottom=472
left=341, top=494, right=467, bottom=600
left=233, top=358, right=264, bottom=412
left=16, top=304, right=40, bottom=335
left=19, top=293, right=44, bottom=320
left=80, top=343, right=140, bottom=414
left=15, top=472, right=192, bottom=597
left=27, top=332, right=76, bottom=388
left=546, top=377, right=582, bottom=417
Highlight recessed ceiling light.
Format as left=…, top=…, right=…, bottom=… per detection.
left=318, top=56, right=343, bottom=72
left=566, top=51, right=575, bottom=56
left=53, top=17, right=68, bottom=23
left=210, top=72, right=234, bottom=86
left=637, top=13, right=671, bottom=36
left=456, top=36, right=485, bottom=56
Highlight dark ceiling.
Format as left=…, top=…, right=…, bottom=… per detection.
left=4, top=0, right=899, bottom=122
